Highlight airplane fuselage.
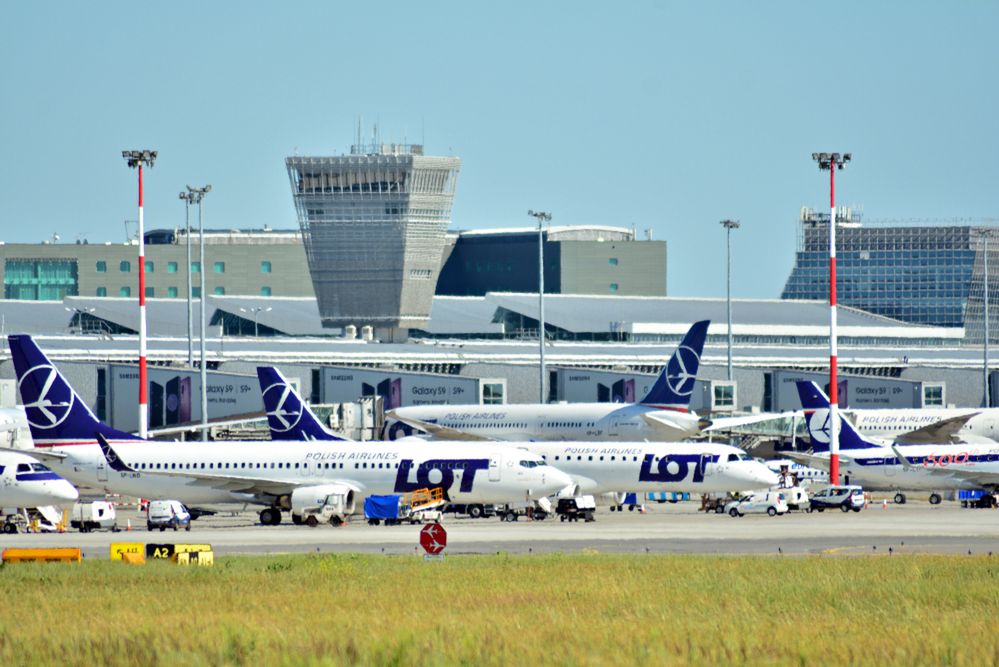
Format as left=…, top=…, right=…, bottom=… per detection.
left=32, top=439, right=568, bottom=506
left=0, top=452, right=78, bottom=508
left=846, top=408, right=999, bottom=442
left=388, top=403, right=701, bottom=442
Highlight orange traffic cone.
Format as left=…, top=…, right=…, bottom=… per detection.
left=126, top=519, right=132, bottom=531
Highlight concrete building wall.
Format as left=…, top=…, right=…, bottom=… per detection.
left=558, top=240, right=666, bottom=296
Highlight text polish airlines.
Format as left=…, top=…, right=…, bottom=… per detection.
left=258, top=367, right=780, bottom=499
left=6, top=335, right=572, bottom=526
left=387, top=321, right=727, bottom=442
left=793, top=380, right=999, bottom=503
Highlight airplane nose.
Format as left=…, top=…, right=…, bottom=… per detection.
left=542, top=467, right=573, bottom=495
left=755, top=466, right=780, bottom=487
left=56, top=482, right=79, bottom=503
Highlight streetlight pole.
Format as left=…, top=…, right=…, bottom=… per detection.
left=122, top=149, right=157, bottom=439
left=720, top=220, right=740, bottom=381
left=188, top=185, right=212, bottom=438
left=811, top=151, right=851, bottom=486
left=240, top=306, right=272, bottom=337
left=179, top=191, right=195, bottom=367
left=529, top=210, right=552, bottom=403
left=985, top=237, right=991, bottom=408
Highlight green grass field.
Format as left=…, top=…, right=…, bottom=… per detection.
left=1, top=553, right=998, bottom=666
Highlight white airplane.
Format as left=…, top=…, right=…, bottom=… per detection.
left=841, top=407, right=999, bottom=445
left=0, top=450, right=79, bottom=509
left=793, top=380, right=999, bottom=504
left=258, top=367, right=780, bottom=503
left=385, top=320, right=770, bottom=443
left=6, top=334, right=573, bottom=526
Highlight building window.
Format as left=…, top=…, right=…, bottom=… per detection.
left=145, top=287, right=154, bottom=298
left=119, top=286, right=131, bottom=297
left=608, top=257, right=619, bottom=266
left=609, top=283, right=619, bottom=292
left=923, top=384, right=944, bottom=407
left=260, top=286, right=272, bottom=296
left=167, top=261, right=178, bottom=273
left=167, top=286, right=178, bottom=298
left=145, top=261, right=154, bottom=273
left=96, top=261, right=107, bottom=273
left=482, top=383, right=504, bottom=405
left=96, top=287, right=107, bottom=297
left=120, top=260, right=131, bottom=273
left=213, top=261, right=225, bottom=273
left=261, top=261, right=272, bottom=273
left=712, top=382, right=736, bottom=411
left=214, top=286, right=225, bottom=295
left=192, top=287, right=201, bottom=298
left=3, top=258, right=79, bottom=301
left=191, top=262, right=201, bottom=273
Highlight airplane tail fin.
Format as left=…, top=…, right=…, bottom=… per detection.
left=7, top=335, right=140, bottom=445
left=639, top=320, right=709, bottom=409
left=794, top=380, right=877, bottom=452
left=256, top=367, right=346, bottom=441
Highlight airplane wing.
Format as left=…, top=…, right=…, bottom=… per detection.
left=782, top=451, right=854, bottom=470
left=893, top=412, right=981, bottom=444
left=95, top=434, right=354, bottom=497
left=387, top=413, right=492, bottom=441
left=640, top=412, right=700, bottom=440
left=0, top=445, right=68, bottom=461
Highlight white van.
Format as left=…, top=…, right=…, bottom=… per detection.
left=147, top=500, right=192, bottom=532
left=725, top=491, right=789, bottom=517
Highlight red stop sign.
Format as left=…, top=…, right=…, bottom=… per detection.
left=420, top=522, right=447, bottom=555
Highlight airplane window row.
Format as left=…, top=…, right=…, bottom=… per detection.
left=131, top=460, right=491, bottom=473
left=445, top=422, right=528, bottom=430
left=543, top=422, right=595, bottom=429
left=549, top=455, right=640, bottom=462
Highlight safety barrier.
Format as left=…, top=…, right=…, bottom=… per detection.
left=2, top=548, right=82, bottom=563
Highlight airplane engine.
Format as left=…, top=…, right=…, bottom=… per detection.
left=554, top=484, right=582, bottom=499
left=384, top=420, right=415, bottom=440
left=290, top=485, right=356, bottom=526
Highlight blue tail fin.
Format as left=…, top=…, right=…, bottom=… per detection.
left=8, top=335, right=140, bottom=445
left=794, top=380, right=877, bottom=452
left=639, top=320, right=709, bottom=408
left=256, top=367, right=346, bottom=441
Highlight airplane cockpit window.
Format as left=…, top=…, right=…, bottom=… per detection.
left=16, top=463, right=30, bottom=472
left=31, top=463, right=51, bottom=471
left=727, top=454, right=741, bottom=462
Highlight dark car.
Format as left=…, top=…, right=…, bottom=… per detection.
left=807, top=485, right=865, bottom=513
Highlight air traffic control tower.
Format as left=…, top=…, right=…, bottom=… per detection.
left=286, top=144, right=460, bottom=338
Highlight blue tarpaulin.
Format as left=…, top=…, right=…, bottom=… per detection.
left=364, top=495, right=402, bottom=520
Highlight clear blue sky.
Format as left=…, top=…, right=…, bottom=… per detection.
left=2, top=2, right=996, bottom=298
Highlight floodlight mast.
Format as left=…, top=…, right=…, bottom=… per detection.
left=720, top=220, right=740, bottom=381
left=811, top=151, right=851, bottom=486
left=122, top=149, right=157, bottom=439
left=529, top=210, right=552, bottom=403
left=188, top=185, right=212, bottom=438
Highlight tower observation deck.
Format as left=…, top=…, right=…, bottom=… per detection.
left=286, top=144, right=460, bottom=334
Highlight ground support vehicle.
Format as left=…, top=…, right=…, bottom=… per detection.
left=365, top=489, right=446, bottom=526
left=778, top=486, right=810, bottom=511
left=700, top=493, right=733, bottom=514
left=444, top=503, right=498, bottom=519
left=70, top=501, right=117, bottom=532
left=959, top=490, right=998, bottom=509
left=807, top=485, right=866, bottom=513
left=146, top=500, right=192, bottom=532
left=725, top=491, right=789, bottom=517
left=556, top=496, right=596, bottom=522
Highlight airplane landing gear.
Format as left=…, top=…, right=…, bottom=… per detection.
left=929, top=493, right=942, bottom=505
left=893, top=493, right=907, bottom=505
left=259, top=507, right=282, bottom=526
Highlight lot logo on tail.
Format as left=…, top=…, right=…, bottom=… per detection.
left=808, top=409, right=832, bottom=445
left=261, top=381, right=302, bottom=433
left=19, top=365, right=74, bottom=430
left=665, top=346, right=699, bottom=397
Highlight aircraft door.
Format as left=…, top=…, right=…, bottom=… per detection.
left=607, top=418, right=621, bottom=437
left=488, top=455, right=501, bottom=482
left=96, top=459, right=108, bottom=483
left=701, top=453, right=715, bottom=478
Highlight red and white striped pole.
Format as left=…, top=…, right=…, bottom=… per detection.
left=828, top=161, right=840, bottom=486
left=813, top=152, right=850, bottom=486
left=123, top=150, right=157, bottom=440
left=138, top=163, right=147, bottom=439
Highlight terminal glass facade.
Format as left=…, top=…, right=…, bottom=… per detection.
left=781, top=210, right=999, bottom=338
left=3, top=259, right=78, bottom=300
